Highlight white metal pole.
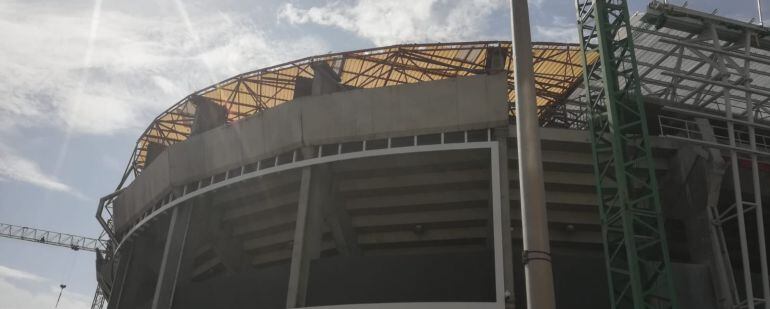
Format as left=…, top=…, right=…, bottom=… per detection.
left=509, top=0, right=556, bottom=308
left=758, top=0, right=765, bottom=26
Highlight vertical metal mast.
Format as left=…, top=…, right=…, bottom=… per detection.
left=509, top=0, right=556, bottom=308
left=575, top=1, right=679, bottom=308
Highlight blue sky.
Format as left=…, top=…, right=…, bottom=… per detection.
left=0, top=0, right=763, bottom=308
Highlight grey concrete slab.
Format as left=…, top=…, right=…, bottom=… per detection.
left=232, top=111, right=265, bottom=160
left=238, top=101, right=304, bottom=162
left=167, top=134, right=207, bottom=186
left=301, top=74, right=507, bottom=145
left=114, top=150, right=171, bottom=231
left=299, top=94, right=363, bottom=145
left=202, top=125, right=245, bottom=175
left=457, top=74, right=508, bottom=129
left=261, top=101, right=303, bottom=155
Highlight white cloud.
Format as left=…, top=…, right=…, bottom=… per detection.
left=278, top=0, right=505, bottom=46
left=535, top=24, right=577, bottom=43
left=0, top=0, right=328, bottom=135
left=532, top=14, right=578, bottom=43
left=0, top=265, right=90, bottom=309
left=0, top=145, right=86, bottom=199
left=0, top=147, right=70, bottom=192
left=0, top=265, right=46, bottom=282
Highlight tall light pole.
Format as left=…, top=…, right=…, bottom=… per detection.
left=508, top=0, right=556, bottom=308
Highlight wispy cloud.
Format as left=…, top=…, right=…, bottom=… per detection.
left=532, top=15, right=578, bottom=43
left=535, top=24, right=577, bottom=43
left=0, top=145, right=87, bottom=199
left=0, top=265, right=90, bottom=309
left=278, top=0, right=506, bottom=46
left=0, top=147, right=70, bottom=192
left=0, top=265, right=46, bottom=282
left=0, top=1, right=328, bottom=136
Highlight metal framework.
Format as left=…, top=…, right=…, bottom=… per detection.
left=636, top=3, right=770, bottom=308
left=0, top=222, right=110, bottom=309
left=0, top=222, right=106, bottom=252
left=117, top=41, right=590, bottom=185
left=575, top=1, right=678, bottom=308
left=92, top=287, right=107, bottom=309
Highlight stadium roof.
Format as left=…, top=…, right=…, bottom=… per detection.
left=123, top=41, right=593, bottom=178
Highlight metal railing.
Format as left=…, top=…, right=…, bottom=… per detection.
left=658, top=114, right=770, bottom=155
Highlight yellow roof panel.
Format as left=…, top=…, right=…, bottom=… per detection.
left=126, top=41, right=591, bottom=175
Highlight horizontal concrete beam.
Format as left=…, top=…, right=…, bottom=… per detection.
left=222, top=193, right=299, bottom=221
left=242, top=229, right=296, bottom=252
left=345, top=189, right=489, bottom=211
left=352, top=207, right=488, bottom=228
left=115, top=74, right=508, bottom=233
left=230, top=208, right=298, bottom=237
left=338, top=169, right=489, bottom=192
left=210, top=172, right=301, bottom=206
left=333, top=149, right=489, bottom=174
left=511, top=190, right=597, bottom=207
left=355, top=225, right=601, bottom=246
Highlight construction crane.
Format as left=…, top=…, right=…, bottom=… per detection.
left=575, top=1, right=678, bottom=309
left=0, top=222, right=107, bottom=252
left=0, top=222, right=109, bottom=309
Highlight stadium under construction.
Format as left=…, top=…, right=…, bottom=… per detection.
left=83, top=2, right=770, bottom=309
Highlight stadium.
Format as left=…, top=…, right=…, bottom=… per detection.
left=94, top=2, right=770, bottom=309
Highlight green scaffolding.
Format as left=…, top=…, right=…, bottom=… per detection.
left=574, top=0, right=679, bottom=308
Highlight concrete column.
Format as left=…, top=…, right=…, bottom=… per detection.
left=294, top=61, right=345, bottom=99
left=320, top=172, right=360, bottom=256
left=296, top=149, right=357, bottom=256
left=311, top=62, right=342, bottom=95
left=106, top=246, right=134, bottom=309
left=177, top=197, right=243, bottom=285
left=151, top=205, right=193, bottom=309
left=113, top=225, right=166, bottom=309
left=286, top=166, right=327, bottom=308
left=190, top=95, right=228, bottom=135
left=209, top=211, right=244, bottom=273
left=697, top=118, right=737, bottom=309
left=145, top=142, right=167, bottom=167
left=176, top=199, right=207, bottom=285
left=495, top=127, right=515, bottom=306
left=661, top=139, right=733, bottom=309
left=704, top=161, right=734, bottom=309
left=486, top=46, right=507, bottom=73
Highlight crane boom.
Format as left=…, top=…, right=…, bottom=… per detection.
left=0, top=222, right=106, bottom=253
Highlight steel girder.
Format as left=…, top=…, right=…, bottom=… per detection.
left=643, top=6, right=770, bottom=306
left=575, top=1, right=678, bottom=308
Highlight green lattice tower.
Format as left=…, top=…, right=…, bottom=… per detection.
left=574, top=1, right=679, bottom=308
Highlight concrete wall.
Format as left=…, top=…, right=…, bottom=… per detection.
left=114, top=73, right=508, bottom=232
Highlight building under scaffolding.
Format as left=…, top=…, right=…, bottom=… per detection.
left=94, top=2, right=769, bottom=309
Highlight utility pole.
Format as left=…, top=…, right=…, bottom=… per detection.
left=508, top=1, right=556, bottom=308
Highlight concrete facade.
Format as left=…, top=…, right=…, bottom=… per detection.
left=104, top=73, right=769, bottom=309
left=114, top=73, right=508, bottom=232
